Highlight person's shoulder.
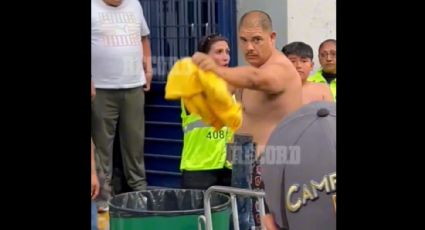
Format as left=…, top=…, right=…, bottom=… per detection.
left=310, top=82, right=328, bottom=87
left=302, top=81, right=314, bottom=88
left=264, top=50, right=291, bottom=68
left=310, top=82, right=330, bottom=90
left=127, top=0, right=143, bottom=8
left=273, top=49, right=288, bottom=62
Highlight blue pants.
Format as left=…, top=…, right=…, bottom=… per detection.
left=229, top=134, right=256, bottom=230
left=91, top=202, right=98, bottom=230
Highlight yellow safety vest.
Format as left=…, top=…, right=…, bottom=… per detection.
left=308, top=70, right=337, bottom=101
left=180, top=100, right=233, bottom=171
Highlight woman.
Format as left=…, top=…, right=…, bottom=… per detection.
left=180, top=34, right=233, bottom=189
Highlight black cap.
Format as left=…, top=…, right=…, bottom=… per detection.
left=261, top=101, right=336, bottom=230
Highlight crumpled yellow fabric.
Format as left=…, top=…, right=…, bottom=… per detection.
left=165, top=57, right=242, bottom=132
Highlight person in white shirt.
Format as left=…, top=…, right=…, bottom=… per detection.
left=91, top=0, right=152, bottom=211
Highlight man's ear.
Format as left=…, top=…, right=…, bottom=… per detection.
left=270, top=31, right=277, bottom=47
left=270, top=31, right=277, bottom=41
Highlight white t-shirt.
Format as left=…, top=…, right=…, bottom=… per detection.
left=91, top=0, right=150, bottom=89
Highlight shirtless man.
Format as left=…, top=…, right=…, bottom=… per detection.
left=192, top=10, right=302, bottom=156
left=192, top=10, right=302, bottom=230
left=281, top=41, right=333, bottom=105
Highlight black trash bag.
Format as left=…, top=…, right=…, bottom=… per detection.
left=109, top=189, right=230, bottom=218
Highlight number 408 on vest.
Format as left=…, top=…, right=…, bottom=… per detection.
left=206, top=130, right=225, bottom=139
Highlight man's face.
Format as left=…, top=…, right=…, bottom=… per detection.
left=319, top=42, right=336, bottom=74
left=103, top=0, right=123, bottom=7
left=287, top=55, right=314, bottom=82
left=239, top=25, right=276, bottom=67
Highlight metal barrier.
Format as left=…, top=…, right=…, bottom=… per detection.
left=199, top=186, right=267, bottom=230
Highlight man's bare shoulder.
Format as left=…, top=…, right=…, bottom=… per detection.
left=318, top=83, right=332, bottom=93
left=307, top=82, right=330, bottom=89
left=272, top=49, right=291, bottom=64
left=261, top=50, right=293, bottom=69
left=306, top=82, right=333, bottom=101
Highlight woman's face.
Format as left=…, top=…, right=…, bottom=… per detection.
left=208, top=40, right=230, bottom=67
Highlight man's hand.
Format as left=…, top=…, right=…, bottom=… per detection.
left=192, top=52, right=219, bottom=73
left=262, top=214, right=279, bottom=230
left=143, top=83, right=151, bottom=92
left=91, top=80, right=96, bottom=101
left=91, top=172, right=100, bottom=200
left=143, top=71, right=152, bottom=92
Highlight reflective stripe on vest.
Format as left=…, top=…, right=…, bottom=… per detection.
left=184, top=120, right=207, bottom=134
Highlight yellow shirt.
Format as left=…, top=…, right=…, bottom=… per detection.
left=165, top=58, right=242, bottom=132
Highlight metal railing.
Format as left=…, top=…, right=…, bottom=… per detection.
left=198, top=186, right=267, bottom=230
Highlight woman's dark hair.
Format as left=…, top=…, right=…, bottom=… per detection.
left=197, top=33, right=230, bottom=53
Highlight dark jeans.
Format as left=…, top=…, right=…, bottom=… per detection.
left=91, top=202, right=97, bottom=230
left=229, top=134, right=256, bottom=230
left=181, top=168, right=232, bottom=190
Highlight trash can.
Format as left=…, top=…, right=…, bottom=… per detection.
left=109, top=189, right=231, bottom=230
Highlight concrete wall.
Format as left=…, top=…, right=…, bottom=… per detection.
left=287, top=0, right=336, bottom=73
left=236, top=0, right=336, bottom=73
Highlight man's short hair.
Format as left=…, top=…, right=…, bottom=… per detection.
left=318, top=39, right=336, bottom=51
left=282, top=42, right=314, bottom=60
left=239, top=10, right=273, bottom=32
